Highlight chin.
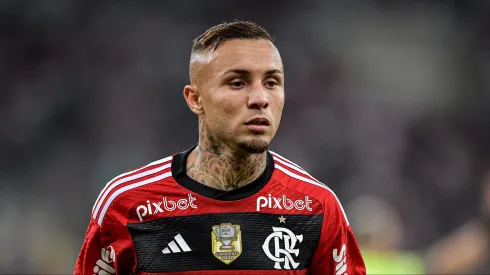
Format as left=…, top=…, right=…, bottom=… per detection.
left=237, top=138, right=269, bottom=154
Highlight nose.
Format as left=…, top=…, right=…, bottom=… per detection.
left=248, top=84, right=269, bottom=109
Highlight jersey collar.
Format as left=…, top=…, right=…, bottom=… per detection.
left=171, top=145, right=274, bottom=201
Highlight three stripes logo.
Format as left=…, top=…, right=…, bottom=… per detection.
left=162, top=233, right=192, bottom=254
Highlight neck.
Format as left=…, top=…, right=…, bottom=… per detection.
left=186, top=125, right=267, bottom=191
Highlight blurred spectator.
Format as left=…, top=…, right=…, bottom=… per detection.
left=348, top=196, right=425, bottom=274
left=425, top=169, right=490, bottom=273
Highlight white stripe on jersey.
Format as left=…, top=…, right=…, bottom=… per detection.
left=272, top=156, right=312, bottom=177
left=97, top=172, right=172, bottom=225
left=275, top=164, right=349, bottom=226
left=93, top=161, right=172, bottom=220
left=269, top=151, right=304, bottom=170
left=271, top=152, right=326, bottom=185
left=92, top=156, right=172, bottom=213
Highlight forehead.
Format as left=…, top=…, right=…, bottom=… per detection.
left=209, top=39, right=283, bottom=74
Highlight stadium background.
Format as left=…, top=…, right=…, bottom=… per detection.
left=1, top=0, right=490, bottom=273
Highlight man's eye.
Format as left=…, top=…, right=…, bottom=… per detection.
left=264, top=81, right=278, bottom=88
left=229, top=81, right=245, bottom=88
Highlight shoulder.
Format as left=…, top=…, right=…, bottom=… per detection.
left=91, top=154, right=175, bottom=226
left=270, top=150, right=349, bottom=225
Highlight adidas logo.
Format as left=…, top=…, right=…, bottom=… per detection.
left=162, top=233, right=191, bottom=254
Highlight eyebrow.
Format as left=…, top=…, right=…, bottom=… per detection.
left=222, top=69, right=283, bottom=76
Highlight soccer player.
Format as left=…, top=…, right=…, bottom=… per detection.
left=75, top=21, right=366, bottom=275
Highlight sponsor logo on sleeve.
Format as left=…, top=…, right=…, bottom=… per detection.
left=333, top=244, right=347, bottom=275
left=256, top=194, right=313, bottom=212
left=93, top=246, right=116, bottom=275
left=136, top=194, right=197, bottom=221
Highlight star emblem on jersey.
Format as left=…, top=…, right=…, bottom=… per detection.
left=278, top=215, right=286, bottom=223
left=211, top=223, right=242, bottom=264
left=263, top=227, right=303, bottom=269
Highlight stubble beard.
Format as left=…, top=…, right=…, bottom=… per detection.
left=237, top=138, right=269, bottom=154
left=200, top=117, right=271, bottom=154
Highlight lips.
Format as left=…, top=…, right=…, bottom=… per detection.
left=245, top=117, right=270, bottom=126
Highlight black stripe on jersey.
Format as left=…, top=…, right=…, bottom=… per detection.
left=127, top=212, right=323, bottom=273
left=171, top=145, right=275, bottom=201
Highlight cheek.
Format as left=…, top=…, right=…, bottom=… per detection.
left=271, top=92, right=285, bottom=114
left=219, top=99, right=238, bottom=114
left=213, top=95, right=239, bottom=118
left=204, top=90, right=232, bottom=115
left=208, top=96, right=239, bottom=128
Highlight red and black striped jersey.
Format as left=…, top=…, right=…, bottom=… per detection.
left=74, top=145, right=366, bottom=275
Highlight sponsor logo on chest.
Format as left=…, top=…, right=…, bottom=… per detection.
left=136, top=194, right=197, bottom=221
left=256, top=194, right=313, bottom=212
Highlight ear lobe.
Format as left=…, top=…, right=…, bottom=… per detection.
left=183, top=85, right=204, bottom=115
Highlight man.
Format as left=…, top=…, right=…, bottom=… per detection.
left=75, top=21, right=366, bottom=275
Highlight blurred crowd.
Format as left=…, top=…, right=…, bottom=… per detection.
left=1, top=0, right=490, bottom=273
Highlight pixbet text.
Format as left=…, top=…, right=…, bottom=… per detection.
left=256, top=194, right=313, bottom=212
left=136, top=194, right=197, bottom=221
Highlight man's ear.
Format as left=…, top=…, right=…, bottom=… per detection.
left=183, top=85, right=204, bottom=115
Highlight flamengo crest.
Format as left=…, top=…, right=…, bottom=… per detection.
left=211, top=223, right=242, bottom=264
left=263, top=227, right=303, bottom=269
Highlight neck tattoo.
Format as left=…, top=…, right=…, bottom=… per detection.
left=186, top=125, right=267, bottom=191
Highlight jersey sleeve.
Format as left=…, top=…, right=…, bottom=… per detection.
left=310, top=195, right=366, bottom=275
left=74, top=218, right=136, bottom=275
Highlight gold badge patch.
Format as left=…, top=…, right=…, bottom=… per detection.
left=211, top=223, right=242, bottom=264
